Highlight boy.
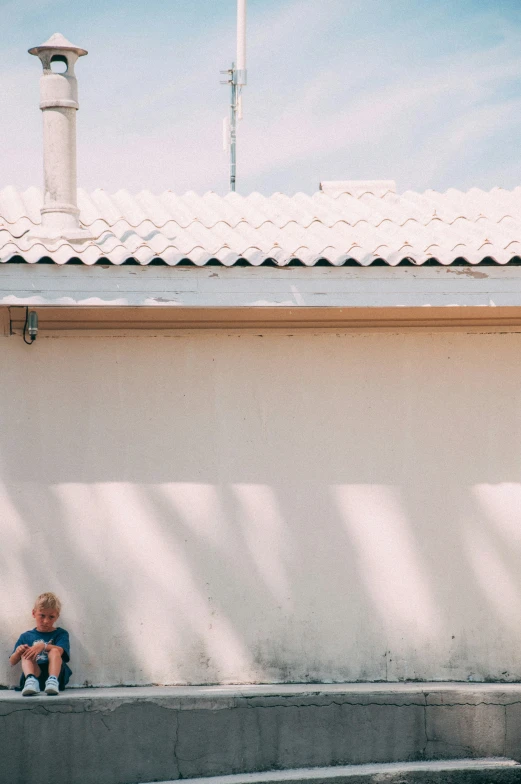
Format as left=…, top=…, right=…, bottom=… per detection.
left=10, top=592, right=72, bottom=696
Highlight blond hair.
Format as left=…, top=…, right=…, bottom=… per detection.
left=34, top=592, right=62, bottom=614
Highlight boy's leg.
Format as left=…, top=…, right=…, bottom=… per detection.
left=44, top=649, right=62, bottom=695
left=47, top=648, right=62, bottom=677
left=21, top=658, right=41, bottom=678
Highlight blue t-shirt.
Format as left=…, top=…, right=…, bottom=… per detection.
left=13, top=627, right=72, bottom=682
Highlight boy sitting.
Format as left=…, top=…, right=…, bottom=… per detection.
left=10, top=592, right=72, bottom=696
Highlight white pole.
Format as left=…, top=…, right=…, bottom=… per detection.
left=221, top=0, right=247, bottom=191
left=236, top=0, right=247, bottom=84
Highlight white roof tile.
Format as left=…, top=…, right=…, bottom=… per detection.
left=2, top=185, right=521, bottom=266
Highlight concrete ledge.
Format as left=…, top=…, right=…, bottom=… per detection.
left=141, top=759, right=521, bottom=784
left=2, top=684, right=521, bottom=784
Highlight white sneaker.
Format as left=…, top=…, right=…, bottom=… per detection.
left=44, top=675, right=59, bottom=695
left=22, top=675, right=40, bottom=696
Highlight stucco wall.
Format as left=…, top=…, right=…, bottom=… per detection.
left=1, top=328, right=521, bottom=687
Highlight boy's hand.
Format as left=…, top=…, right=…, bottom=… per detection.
left=15, top=644, right=29, bottom=656
left=22, top=643, right=45, bottom=660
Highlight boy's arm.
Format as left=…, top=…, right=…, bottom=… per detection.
left=9, top=645, right=29, bottom=665
left=45, top=644, right=64, bottom=656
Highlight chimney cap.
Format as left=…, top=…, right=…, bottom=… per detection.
left=28, top=33, right=88, bottom=58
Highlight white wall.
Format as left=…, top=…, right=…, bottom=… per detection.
left=2, top=328, right=521, bottom=687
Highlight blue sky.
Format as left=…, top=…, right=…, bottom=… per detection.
left=2, top=0, right=521, bottom=195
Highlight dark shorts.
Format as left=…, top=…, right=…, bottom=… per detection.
left=18, top=662, right=69, bottom=692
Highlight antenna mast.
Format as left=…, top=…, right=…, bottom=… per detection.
left=221, top=0, right=247, bottom=192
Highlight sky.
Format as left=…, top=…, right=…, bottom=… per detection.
left=2, top=0, right=521, bottom=195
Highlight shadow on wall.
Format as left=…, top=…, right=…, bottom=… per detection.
left=1, top=329, right=521, bottom=686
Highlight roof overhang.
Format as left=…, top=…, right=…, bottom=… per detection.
left=3, top=263, right=521, bottom=334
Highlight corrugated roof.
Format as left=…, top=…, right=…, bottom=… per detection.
left=2, top=184, right=521, bottom=266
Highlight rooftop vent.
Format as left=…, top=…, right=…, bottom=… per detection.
left=28, top=33, right=93, bottom=242
left=320, top=180, right=396, bottom=199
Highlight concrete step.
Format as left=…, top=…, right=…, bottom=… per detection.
left=140, top=759, right=521, bottom=784
left=3, top=684, right=521, bottom=784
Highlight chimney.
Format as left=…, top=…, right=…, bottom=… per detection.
left=28, top=33, right=92, bottom=241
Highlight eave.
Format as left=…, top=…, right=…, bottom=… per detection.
left=3, top=263, right=521, bottom=334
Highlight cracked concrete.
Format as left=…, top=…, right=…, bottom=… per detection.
left=1, top=684, right=521, bottom=784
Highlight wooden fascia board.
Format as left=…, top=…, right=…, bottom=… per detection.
left=7, top=305, right=521, bottom=333
left=0, top=306, right=10, bottom=336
